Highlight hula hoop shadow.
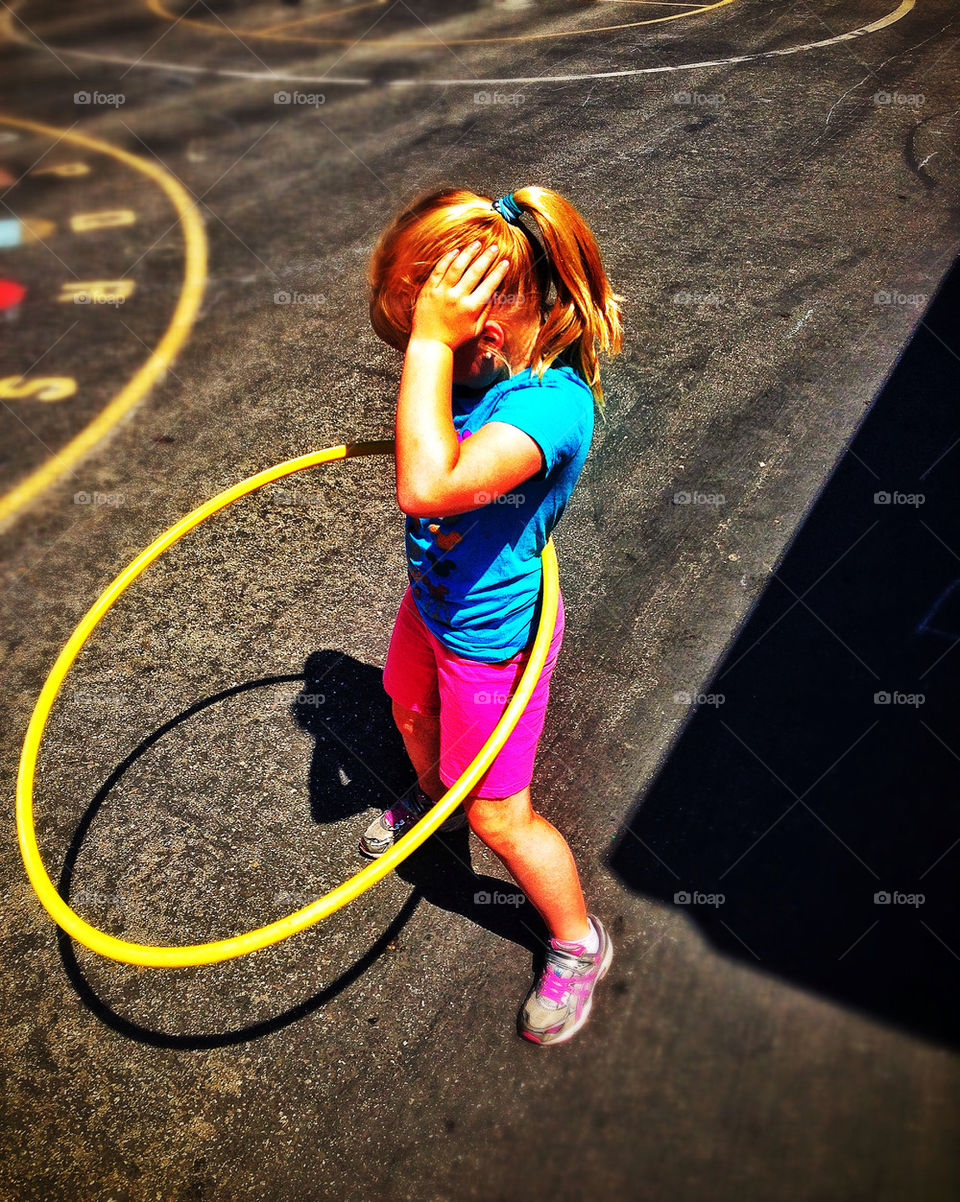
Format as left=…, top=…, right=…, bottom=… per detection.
left=17, top=441, right=560, bottom=968
left=54, top=664, right=544, bottom=1047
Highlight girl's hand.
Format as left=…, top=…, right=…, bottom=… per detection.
left=410, top=241, right=510, bottom=351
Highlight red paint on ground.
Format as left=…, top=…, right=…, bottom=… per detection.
left=0, top=279, right=26, bottom=310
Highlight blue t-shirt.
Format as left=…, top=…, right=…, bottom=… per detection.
left=405, top=362, right=595, bottom=662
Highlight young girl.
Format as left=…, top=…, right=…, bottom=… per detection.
left=360, top=185, right=623, bottom=1045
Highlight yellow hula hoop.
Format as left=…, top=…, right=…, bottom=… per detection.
left=15, top=440, right=560, bottom=968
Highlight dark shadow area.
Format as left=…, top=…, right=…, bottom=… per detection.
left=291, top=650, right=413, bottom=822
left=395, top=831, right=547, bottom=957
left=609, top=256, right=960, bottom=1049
left=293, top=649, right=547, bottom=955
left=59, top=661, right=540, bottom=1045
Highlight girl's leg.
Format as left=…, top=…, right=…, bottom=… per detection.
left=391, top=699, right=445, bottom=801
left=463, top=787, right=591, bottom=943
left=392, top=699, right=590, bottom=941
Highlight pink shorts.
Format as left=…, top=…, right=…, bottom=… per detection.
left=382, top=584, right=565, bottom=798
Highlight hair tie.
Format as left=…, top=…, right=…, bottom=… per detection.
left=492, top=193, right=524, bottom=224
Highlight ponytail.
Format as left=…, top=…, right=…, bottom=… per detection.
left=505, top=186, right=623, bottom=416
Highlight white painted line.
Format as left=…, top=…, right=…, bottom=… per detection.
left=2, top=0, right=919, bottom=88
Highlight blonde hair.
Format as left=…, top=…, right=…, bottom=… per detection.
left=367, top=185, right=624, bottom=416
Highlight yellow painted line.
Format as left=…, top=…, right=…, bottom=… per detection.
left=146, top=0, right=738, bottom=46
left=0, top=1, right=21, bottom=43
left=251, top=0, right=384, bottom=38
left=0, top=116, right=207, bottom=532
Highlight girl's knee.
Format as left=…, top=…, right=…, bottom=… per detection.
left=465, top=789, right=534, bottom=847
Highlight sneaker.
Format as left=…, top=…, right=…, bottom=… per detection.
left=519, top=915, right=613, bottom=1046
left=358, top=785, right=468, bottom=858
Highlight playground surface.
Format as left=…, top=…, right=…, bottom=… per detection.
left=1, top=2, right=959, bottom=1199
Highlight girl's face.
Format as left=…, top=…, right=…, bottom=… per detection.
left=451, top=334, right=510, bottom=391
left=449, top=312, right=541, bottom=392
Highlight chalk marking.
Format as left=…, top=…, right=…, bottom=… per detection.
left=0, top=117, right=207, bottom=530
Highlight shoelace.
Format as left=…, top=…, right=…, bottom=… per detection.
left=537, top=947, right=585, bottom=1008
left=538, top=966, right=575, bottom=1006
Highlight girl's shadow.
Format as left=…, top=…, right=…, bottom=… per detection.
left=291, top=649, right=412, bottom=822
left=292, top=649, right=546, bottom=955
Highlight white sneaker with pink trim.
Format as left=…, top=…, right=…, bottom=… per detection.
left=358, top=785, right=467, bottom=859
left=519, top=916, right=613, bottom=1045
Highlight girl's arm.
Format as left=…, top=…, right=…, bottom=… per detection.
left=395, top=243, right=545, bottom=518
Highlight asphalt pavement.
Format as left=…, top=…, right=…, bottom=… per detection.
left=1, top=2, right=959, bottom=1199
